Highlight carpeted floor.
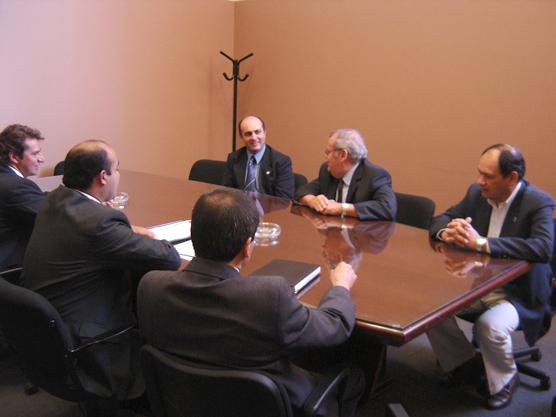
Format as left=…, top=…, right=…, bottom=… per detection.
left=1, top=319, right=554, bottom=417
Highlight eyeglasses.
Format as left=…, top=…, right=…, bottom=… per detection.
left=324, top=148, right=341, bottom=157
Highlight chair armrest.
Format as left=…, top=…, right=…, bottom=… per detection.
left=0, top=267, right=23, bottom=284
left=385, top=403, right=411, bottom=417
left=303, top=364, right=352, bottom=417
left=69, top=324, right=136, bottom=354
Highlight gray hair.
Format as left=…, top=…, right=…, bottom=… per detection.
left=330, top=129, right=368, bottom=161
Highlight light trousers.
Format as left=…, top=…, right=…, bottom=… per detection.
left=427, top=298, right=519, bottom=395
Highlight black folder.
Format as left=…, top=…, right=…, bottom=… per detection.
left=252, top=259, right=321, bottom=294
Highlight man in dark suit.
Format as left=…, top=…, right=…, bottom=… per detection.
left=138, top=188, right=364, bottom=417
left=23, top=140, right=181, bottom=401
left=0, top=124, right=46, bottom=272
left=222, top=115, right=295, bottom=198
left=295, top=128, right=396, bottom=221
left=427, top=144, right=554, bottom=410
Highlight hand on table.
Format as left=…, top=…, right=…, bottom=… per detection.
left=132, top=225, right=156, bottom=239
left=440, top=217, right=481, bottom=250
left=329, top=261, right=358, bottom=291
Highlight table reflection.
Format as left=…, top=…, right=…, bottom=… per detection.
left=291, top=206, right=395, bottom=271
left=429, top=240, right=495, bottom=286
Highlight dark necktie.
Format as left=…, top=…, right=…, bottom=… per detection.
left=244, top=156, right=257, bottom=191
left=336, top=180, right=344, bottom=203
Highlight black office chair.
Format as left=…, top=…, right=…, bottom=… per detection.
left=294, top=172, right=308, bottom=192
left=509, top=218, right=556, bottom=391
left=141, top=344, right=354, bottom=417
left=0, top=277, right=134, bottom=416
left=0, top=268, right=23, bottom=351
left=53, top=160, right=65, bottom=176
left=394, top=192, right=436, bottom=230
left=188, top=159, right=227, bottom=185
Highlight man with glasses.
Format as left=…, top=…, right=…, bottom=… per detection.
left=295, top=128, right=396, bottom=220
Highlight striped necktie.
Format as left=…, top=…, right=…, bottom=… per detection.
left=244, top=156, right=257, bottom=191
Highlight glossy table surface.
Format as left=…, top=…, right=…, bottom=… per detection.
left=34, top=171, right=529, bottom=346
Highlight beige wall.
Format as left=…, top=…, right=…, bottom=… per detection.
left=2, top=1, right=554, bottom=211
left=234, top=0, right=556, bottom=211
left=0, top=0, right=234, bottom=178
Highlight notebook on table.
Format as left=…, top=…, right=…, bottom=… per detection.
left=251, top=259, right=321, bottom=294
left=149, top=220, right=191, bottom=244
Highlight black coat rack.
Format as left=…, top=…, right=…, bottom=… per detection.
left=220, top=51, right=254, bottom=152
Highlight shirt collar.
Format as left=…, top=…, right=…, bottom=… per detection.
left=8, top=165, right=24, bottom=178
left=341, top=161, right=359, bottom=186
left=71, top=188, right=102, bottom=204
left=487, top=181, right=522, bottom=209
left=247, top=145, right=266, bottom=165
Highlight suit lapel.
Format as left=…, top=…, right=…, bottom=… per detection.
left=500, top=181, right=527, bottom=237
left=258, top=147, right=272, bottom=191
left=346, top=162, right=364, bottom=203
left=473, top=200, right=492, bottom=236
left=234, top=149, right=248, bottom=189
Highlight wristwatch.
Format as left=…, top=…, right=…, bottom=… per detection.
left=341, top=203, right=349, bottom=218
left=475, top=237, right=487, bottom=253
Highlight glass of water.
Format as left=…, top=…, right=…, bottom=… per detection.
left=111, top=192, right=129, bottom=210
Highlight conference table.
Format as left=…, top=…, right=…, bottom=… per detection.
left=34, top=170, right=530, bottom=394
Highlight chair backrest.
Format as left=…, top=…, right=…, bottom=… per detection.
left=293, top=172, right=308, bottom=192
left=0, top=278, right=87, bottom=402
left=188, top=159, right=227, bottom=185
left=53, top=161, right=65, bottom=176
left=394, top=192, right=436, bottom=230
left=141, top=344, right=293, bottom=417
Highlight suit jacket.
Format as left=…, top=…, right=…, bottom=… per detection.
left=137, top=256, right=355, bottom=414
left=0, top=164, right=46, bottom=270
left=295, top=160, right=397, bottom=221
left=429, top=181, right=555, bottom=346
left=222, top=145, right=295, bottom=198
left=23, top=185, right=181, bottom=399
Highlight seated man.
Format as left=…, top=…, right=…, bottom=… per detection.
left=222, top=115, right=295, bottom=198
left=427, top=144, right=554, bottom=410
left=0, top=124, right=46, bottom=272
left=138, top=188, right=364, bottom=417
left=23, top=140, right=181, bottom=400
left=295, top=128, right=396, bottom=220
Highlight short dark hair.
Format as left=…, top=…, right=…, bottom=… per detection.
left=238, top=115, right=266, bottom=136
left=63, top=140, right=112, bottom=190
left=0, top=124, right=44, bottom=165
left=191, top=189, right=260, bottom=262
left=482, top=144, right=526, bottom=180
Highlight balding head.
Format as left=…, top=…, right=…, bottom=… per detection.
left=63, top=140, right=120, bottom=201
left=481, top=143, right=525, bottom=181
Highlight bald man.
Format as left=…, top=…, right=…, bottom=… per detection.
left=222, top=115, right=294, bottom=198
left=23, top=140, right=180, bottom=401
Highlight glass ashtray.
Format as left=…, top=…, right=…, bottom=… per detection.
left=254, top=222, right=281, bottom=246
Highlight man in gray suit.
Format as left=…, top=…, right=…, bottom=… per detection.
left=138, top=188, right=364, bottom=417
left=23, top=140, right=181, bottom=400
left=427, top=144, right=554, bottom=410
left=295, top=128, right=396, bottom=221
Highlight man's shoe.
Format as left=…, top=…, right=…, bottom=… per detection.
left=486, top=373, right=519, bottom=410
left=440, top=354, right=485, bottom=388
